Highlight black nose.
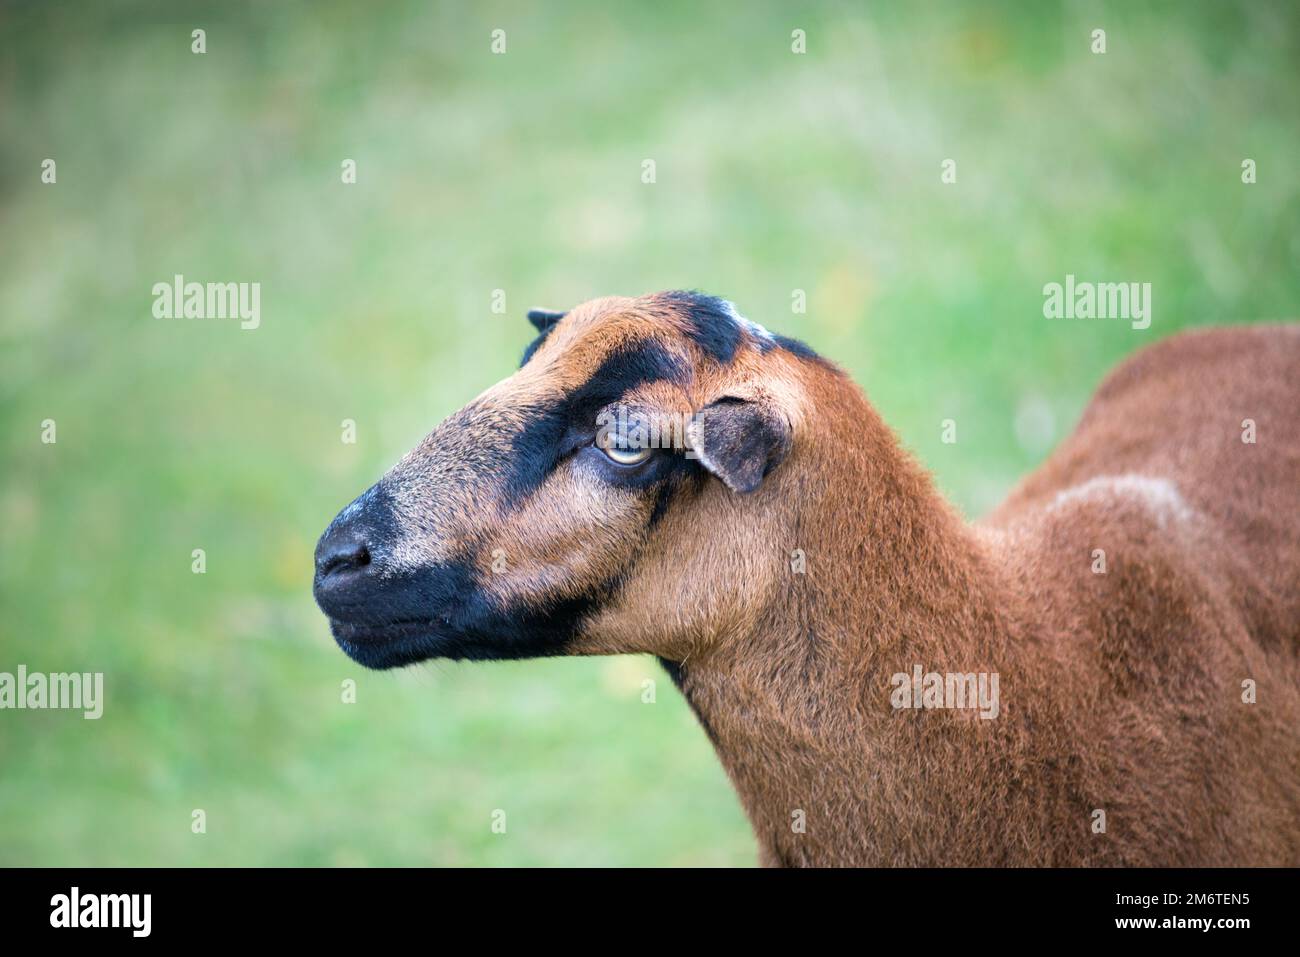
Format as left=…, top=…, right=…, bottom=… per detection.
left=314, top=486, right=415, bottom=625
left=315, top=525, right=372, bottom=582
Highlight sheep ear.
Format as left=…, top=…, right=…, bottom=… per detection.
left=688, top=397, right=792, bottom=494
left=526, top=308, right=566, bottom=333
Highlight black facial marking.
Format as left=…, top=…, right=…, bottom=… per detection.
left=437, top=445, right=696, bottom=668
left=661, top=289, right=837, bottom=372
left=439, top=562, right=605, bottom=662
left=661, top=290, right=743, bottom=364
left=502, top=339, right=688, bottom=504
left=769, top=333, right=818, bottom=359
left=763, top=331, right=841, bottom=373
left=577, top=340, right=686, bottom=410
left=331, top=550, right=615, bottom=668
left=645, top=457, right=705, bottom=528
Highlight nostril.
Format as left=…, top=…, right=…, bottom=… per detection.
left=317, top=536, right=373, bottom=580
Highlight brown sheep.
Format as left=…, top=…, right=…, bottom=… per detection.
left=313, top=291, right=1300, bottom=866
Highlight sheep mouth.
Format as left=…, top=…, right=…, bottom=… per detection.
left=324, top=585, right=594, bottom=668
left=328, top=616, right=450, bottom=669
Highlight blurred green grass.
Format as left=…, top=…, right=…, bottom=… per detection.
left=1, top=0, right=1297, bottom=865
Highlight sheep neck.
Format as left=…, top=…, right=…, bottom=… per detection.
left=671, top=389, right=1048, bottom=866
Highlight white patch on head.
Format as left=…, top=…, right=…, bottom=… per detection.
left=721, top=299, right=775, bottom=345
left=1049, top=474, right=1195, bottom=527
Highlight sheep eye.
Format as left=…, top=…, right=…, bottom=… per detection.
left=598, top=439, right=653, bottom=467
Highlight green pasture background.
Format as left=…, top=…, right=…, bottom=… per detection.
left=1, top=0, right=1297, bottom=865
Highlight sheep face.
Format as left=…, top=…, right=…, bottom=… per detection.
left=313, top=291, right=815, bottom=669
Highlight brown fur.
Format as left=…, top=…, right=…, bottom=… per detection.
left=661, top=321, right=1300, bottom=866
left=324, top=294, right=1300, bottom=866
